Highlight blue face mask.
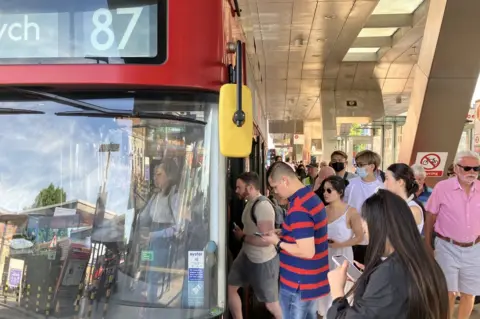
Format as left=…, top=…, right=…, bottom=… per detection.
left=356, top=167, right=368, bottom=178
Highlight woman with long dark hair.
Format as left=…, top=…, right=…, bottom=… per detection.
left=384, top=163, right=425, bottom=233
left=326, top=189, right=449, bottom=319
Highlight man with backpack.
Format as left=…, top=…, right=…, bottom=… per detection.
left=228, top=172, right=282, bottom=319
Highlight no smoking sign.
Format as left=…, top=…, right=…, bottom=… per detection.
left=415, top=152, right=448, bottom=177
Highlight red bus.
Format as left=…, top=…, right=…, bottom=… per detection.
left=0, top=0, right=266, bottom=318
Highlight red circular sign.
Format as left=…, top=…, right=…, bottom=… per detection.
left=294, top=134, right=299, bottom=139
left=420, top=153, right=441, bottom=170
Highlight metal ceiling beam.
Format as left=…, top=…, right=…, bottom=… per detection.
left=323, top=1, right=379, bottom=68
left=365, top=14, right=412, bottom=28
left=378, top=0, right=429, bottom=62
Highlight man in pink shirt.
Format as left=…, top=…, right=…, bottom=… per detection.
left=425, top=150, right=480, bottom=319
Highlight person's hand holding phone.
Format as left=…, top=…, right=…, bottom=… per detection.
left=332, top=255, right=363, bottom=283
left=345, top=260, right=364, bottom=282
left=262, top=230, right=280, bottom=246
left=328, top=260, right=348, bottom=299
left=232, top=223, right=245, bottom=241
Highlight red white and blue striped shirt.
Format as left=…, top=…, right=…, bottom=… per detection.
left=280, top=186, right=329, bottom=300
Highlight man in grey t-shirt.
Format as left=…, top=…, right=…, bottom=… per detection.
left=228, top=172, right=281, bottom=319
left=330, top=150, right=357, bottom=180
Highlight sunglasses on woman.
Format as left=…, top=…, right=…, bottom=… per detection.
left=323, top=188, right=333, bottom=194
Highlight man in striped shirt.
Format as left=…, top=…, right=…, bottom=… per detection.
left=263, top=162, right=329, bottom=319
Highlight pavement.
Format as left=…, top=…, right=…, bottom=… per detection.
left=0, top=298, right=478, bottom=318
left=317, top=304, right=480, bottom=318
left=461, top=304, right=480, bottom=318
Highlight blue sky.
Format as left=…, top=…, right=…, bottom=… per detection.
left=0, top=113, right=133, bottom=216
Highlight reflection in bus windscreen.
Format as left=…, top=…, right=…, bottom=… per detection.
left=0, top=0, right=166, bottom=63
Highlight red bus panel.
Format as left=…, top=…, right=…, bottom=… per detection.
left=0, top=0, right=225, bottom=91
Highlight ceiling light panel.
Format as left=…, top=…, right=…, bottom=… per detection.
left=358, top=28, right=398, bottom=37
left=372, top=0, right=424, bottom=15
left=348, top=48, right=380, bottom=53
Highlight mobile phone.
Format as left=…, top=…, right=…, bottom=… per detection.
left=332, top=255, right=362, bottom=282
left=254, top=232, right=263, bottom=237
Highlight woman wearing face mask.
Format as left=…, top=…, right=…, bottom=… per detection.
left=384, top=163, right=425, bottom=234
left=317, top=176, right=364, bottom=317
left=327, top=190, right=449, bottom=319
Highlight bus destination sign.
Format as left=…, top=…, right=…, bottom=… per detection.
left=0, top=1, right=166, bottom=64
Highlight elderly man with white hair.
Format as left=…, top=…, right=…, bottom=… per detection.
left=424, top=150, right=480, bottom=319
left=411, top=163, right=433, bottom=205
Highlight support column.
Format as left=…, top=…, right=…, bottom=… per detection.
left=475, top=101, right=480, bottom=153
left=322, top=130, right=337, bottom=163
left=398, top=0, right=480, bottom=175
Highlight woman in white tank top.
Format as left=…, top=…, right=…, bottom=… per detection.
left=317, top=176, right=365, bottom=316
left=384, top=163, right=424, bottom=234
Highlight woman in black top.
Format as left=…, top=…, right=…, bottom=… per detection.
left=327, top=189, right=449, bottom=319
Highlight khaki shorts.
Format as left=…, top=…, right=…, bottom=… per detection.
left=228, top=251, right=279, bottom=303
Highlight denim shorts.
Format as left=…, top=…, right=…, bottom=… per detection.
left=279, top=287, right=317, bottom=319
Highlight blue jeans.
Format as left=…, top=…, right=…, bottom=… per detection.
left=279, top=287, right=317, bottom=319
left=146, top=242, right=171, bottom=303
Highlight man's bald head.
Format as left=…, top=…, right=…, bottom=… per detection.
left=318, top=166, right=335, bottom=181
left=313, top=166, right=335, bottom=192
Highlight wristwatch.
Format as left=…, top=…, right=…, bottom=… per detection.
left=275, top=240, right=282, bottom=252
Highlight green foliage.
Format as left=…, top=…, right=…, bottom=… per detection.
left=32, top=183, right=67, bottom=208
left=349, top=123, right=362, bottom=136
left=27, top=184, right=69, bottom=243
left=349, top=123, right=367, bottom=153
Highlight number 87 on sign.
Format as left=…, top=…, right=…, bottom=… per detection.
left=84, top=7, right=145, bottom=54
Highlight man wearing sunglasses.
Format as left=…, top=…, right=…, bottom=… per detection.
left=425, top=150, right=480, bottom=319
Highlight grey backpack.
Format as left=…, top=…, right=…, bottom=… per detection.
left=250, top=196, right=286, bottom=229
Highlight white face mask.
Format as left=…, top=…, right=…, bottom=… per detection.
left=356, top=167, right=368, bottom=178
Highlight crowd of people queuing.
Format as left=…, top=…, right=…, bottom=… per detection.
left=229, top=149, right=480, bottom=319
